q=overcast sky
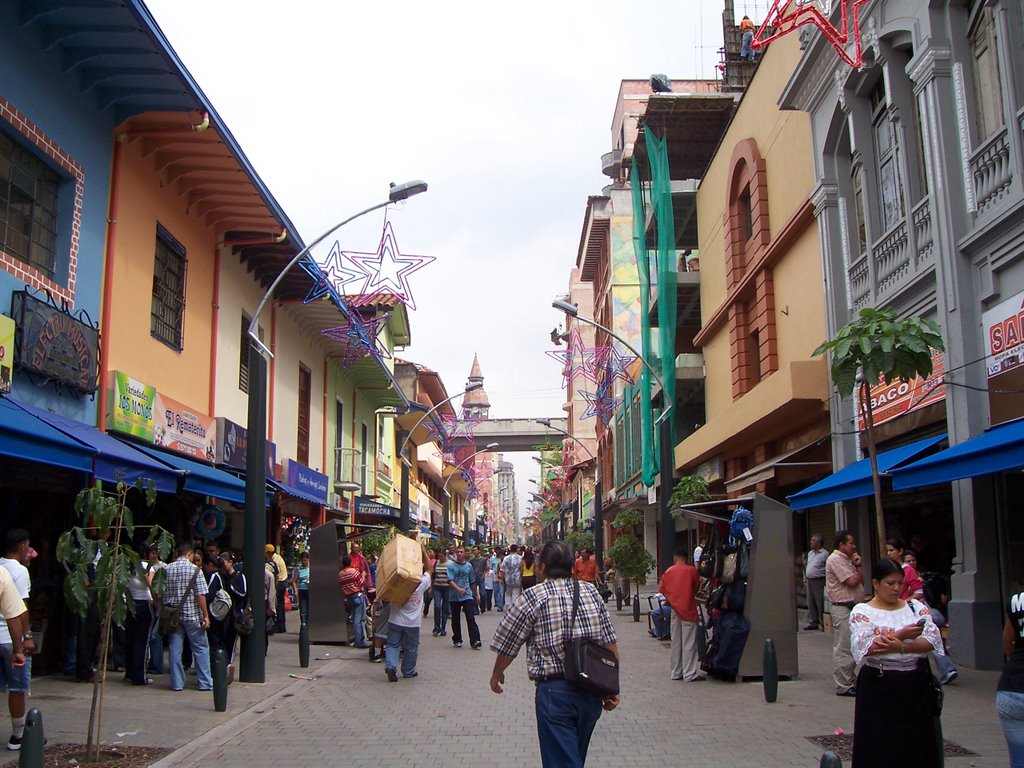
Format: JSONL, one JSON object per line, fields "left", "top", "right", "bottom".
{"left": 145, "top": 0, "right": 767, "bottom": 517}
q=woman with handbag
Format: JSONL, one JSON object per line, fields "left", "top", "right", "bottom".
{"left": 489, "top": 540, "right": 619, "bottom": 768}
{"left": 849, "top": 557, "right": 945, "bottom": 767}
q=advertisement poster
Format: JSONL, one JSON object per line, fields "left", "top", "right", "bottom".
{"left": 215, "top": 417, "right": 277, "bottom": 476}
{"left": 0, "top": 314, "right": 13, "bottom": 394}
{"left": 107, "top": 371, "right": 156, "bottom": 441}
{"left": 857, "top": 349, "right": 946, "bottom": 431}
{"left": 154, "top": 392, "right": 217, "bottom": 461}
{"left": 283, "top": 459, "right": 329, "bottom": 504}
{"left": 984, "top": 290, "right": 1024, "bottom": 378}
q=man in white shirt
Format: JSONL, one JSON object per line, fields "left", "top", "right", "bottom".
{"left": 384, "top": 555, "right": 431, "bottom": 681}
{"left": 499, "top": 545, "right": 523, "bottom": 607}
{"left": 0, "top": 530, "right": 32, "bottom": 751}
{"left": 803, "top": 534, "right": 829, "bottom": 631}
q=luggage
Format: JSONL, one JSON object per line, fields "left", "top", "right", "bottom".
{"left": 707, "top": 611, "right": 751, "bottom": 682}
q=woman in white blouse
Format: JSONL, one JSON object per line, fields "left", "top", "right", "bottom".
{"left": 849, "top": 557, "right": 945, "bottom": 767}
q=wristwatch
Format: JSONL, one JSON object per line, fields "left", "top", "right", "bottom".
{"left": 21, "top": 632, "right": 33, "bottom": 640}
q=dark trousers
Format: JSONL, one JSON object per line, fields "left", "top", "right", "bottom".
{"left": 450, "top": 599, "right": 479, "bottom": 646}
{"left": 483, "top": 588, "right": 493, "bottom": 612}
{"left": 124, "top": 599, "right": 153, "bottom": 684}
{"left": 535, "top": 679, "right": 603, "bottom": 768}
{"left": 75, "top": 599, "right": 100, "bottom": 680}
{"left": 276, "top": 582, "right": 287, "bottom": 632}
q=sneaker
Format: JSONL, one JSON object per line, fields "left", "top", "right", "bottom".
{"left": 471, "top": 642, "right": 482, "bottom": 650}
{"left": 940, "top": 670, "right": 958, "bottom": 685}
{"left": 803, "top": 624, "right": 819, "bottom": 631}
{"left": 386, "top": 667, "right": 398, "bottom": 683}
{"left": 453, "top": 641, "right": 463, "bottom": 648}
{"left": 836, "top": 688, "right": 857, "bottom": 697}
{"left": 402, "top": 672, "right": 418, "bottom": 678}
{"left": 7, "top": 735, "right": 47, "bottom": 751}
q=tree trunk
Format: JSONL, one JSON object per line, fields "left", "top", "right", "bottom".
{"left": 860, "top": 379, "right": 887, "bottom": 558}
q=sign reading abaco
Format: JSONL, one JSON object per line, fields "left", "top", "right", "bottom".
{"left": 282, "top": 459, "right": 329, "bottom": 505}
{"left": 857, "top": 349, "right": 946, "bottom": 431}
{"left": 215, "top": 417, "right": 277, "bottom": 476}
{"left": 11, "top": 291, "right": 99, "bottom": 394}
{"left": 107, "top": 372, "right": 156, "bottom": 442}
{"left": 984, "top": 290, "right": 1024, "bottom": 378}
{"left": 154, "top": 392, "right": 217, "bottom": 461}
{"left": 0, "top": 314, "right": 13, "bottom": 394}
{"left": 354, "top": 496, "right": 401, "bottom": 519}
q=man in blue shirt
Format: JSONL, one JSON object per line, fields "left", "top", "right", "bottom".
{"left": 447, "top": 547, "right": 481, "bottom": 649}
{"left": 489, "top": 549, "right": 504, "bottom": 611}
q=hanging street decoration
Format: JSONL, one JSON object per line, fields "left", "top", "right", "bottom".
{"left": 429, "top": 413, "right": 481, "bottom": 448}
{"left": 546, "top": 327, "right": 608, "bottom": 386}
{"left": 579, "top": 384, "right": 620, "bottom": 427}
{"left": 320, "top": 311, "right": 392, "bottom": 368}
{"left": 594, "top": 345, "right": 638, "bottom": 387}
{"left": 301, "top": 241, "right": 362, "bottom": 304}
{"left": 343, "top": 221, "right": 435, "bottom": 310}
{"left": 753, "top": 0, "right": 871, "bottom": 69}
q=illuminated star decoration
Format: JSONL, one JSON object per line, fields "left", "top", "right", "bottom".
{"left": 343, "top": 221, "right": 435, "bottom": 311}
{"left": 300, "top": 241, "right": 362, "bottom": 304}
{"left": 546, "top": 327, "right": 608, "bottom": 386}
{"left": 428, "top": 414, "right": 481, "bottom": 448}
{"left": 320, "top": 311, "right": 392, "bottom": 368}
{"left": 753, "top": 0, "right": 871, "bottom": 69}
{"left": 594, "top": 345, "right": 638, "bottom": 387}
{"left": 579, "top": 379, "right": 621, "bottom": 428}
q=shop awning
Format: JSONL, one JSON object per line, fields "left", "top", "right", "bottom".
{"left": 16, "top": 402, "right": 180, "bottom": 493}
{"left": 724, "top": 439, "right": 828, "bottom": 493}
{"left": 891, "top": 419, "right": 1024, "bottom": 490}
{"left": 787, "top": 434, "right": 946, "bottom": 511}
{"left": 268, "top": 479, "right": 325, "bottom": 507}
{"left": 132, "top": 444, "right": 247, "bottom": 504}
{"left": 0, "top": 397, "right": 94, "bottom": 473}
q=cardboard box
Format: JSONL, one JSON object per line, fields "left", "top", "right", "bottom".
{"left": 375, "top": 535, "right": 424, "bottom": 605}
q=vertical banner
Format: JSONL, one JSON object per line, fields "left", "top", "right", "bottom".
{"left": 107, "top": 371, "right": 156, "bottom": 441}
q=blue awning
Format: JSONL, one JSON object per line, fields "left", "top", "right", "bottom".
{"left": 788, "top": 434, "right": 947, "bottom": 511}
{"left": 891, "top": 419, "right": 1024, "bottom": 490}
{"left": 132, "top": 444, "right": 247, "bottom": 504}
{"left": 16, "top": 402, "right": 180, "bottom": 494}
{"left": 268, "top": 479, "right": 325, "bottom": 507}
{"left": 0, "top": 397, "right": 94, "bottom": 473}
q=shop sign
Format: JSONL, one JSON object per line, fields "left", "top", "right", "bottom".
{"left": 695, "top": 456, "right": 723, "bottom": 484}
{"left": 215, "top": 417, "right": 277, "bottom": 475}
{"left": 857, "top": 349, "right": 946, "bottom": 431}
{"left": 354, "top": 496, "right": 400, "bottom": 519}
{"left": 283, "top": 459, "right": 329, "bottom": 504}
{"left": 11, "top": 291, "right": 99, "bottom": 393}
{"left": 0, "top": 314, "right": 13, "bottom": 394}
{"left": 984, "top": 291, "right": 1024, "bottom": 378}
{"left": 154, "top": 392, "right": 217, "bottom": 461}
{"left": 107, "top": 371, "right": 156, "bottom": 442}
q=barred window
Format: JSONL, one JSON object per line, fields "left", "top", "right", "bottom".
{"left": 151, "top": 224, "right": 187, "bottom": 350}
{"left": 0, "top": 128, "right": 60, "bottom": 279}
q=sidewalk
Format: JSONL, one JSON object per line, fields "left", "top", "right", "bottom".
{"left": 0, "top": 601, "right": 1009, "bottom": 767}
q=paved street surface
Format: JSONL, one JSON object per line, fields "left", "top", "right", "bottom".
{"left": 5, "top": 600, "right": 1009, "bottom": 767}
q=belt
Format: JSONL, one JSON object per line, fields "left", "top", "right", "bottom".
{"left": 534, "top": 674, "right": 565, "bottom": 685}
{"left": 833, "top": 601, "right": 858, "bottom": 608}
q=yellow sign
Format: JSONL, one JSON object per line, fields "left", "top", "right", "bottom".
{"left": 0, "top": 314, "right": 13, "bottom": 394}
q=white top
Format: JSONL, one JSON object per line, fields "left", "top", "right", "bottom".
{"left": 0, "top": 558, "right": 30, "bottom": 644}
{"left": 484, "top": 570, "right": 495, "bottom": 588}
{"left": 391, "top": 572, "right": 431, "bottom": 628}
{"left": 693, "top": 546, "right": 703, "bottom": 565}
{"left": 850, "top": 599, "right": 944, "bottom": 669}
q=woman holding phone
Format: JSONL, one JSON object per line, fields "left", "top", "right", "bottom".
{"left": 849, "top": 557, "right": 945, "bottom": 767}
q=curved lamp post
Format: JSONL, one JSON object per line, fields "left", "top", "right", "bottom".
{"left": 397, "top": 381, "right": 483, "bottom": 535}
{"left": 241, "top": 180, "right": 427, "bottom": 684}
{"left": 442, "top": 443, "right": 498, "bottom": 543}
{"left": 551, "top": 298, "right": 676, "bottom": 578}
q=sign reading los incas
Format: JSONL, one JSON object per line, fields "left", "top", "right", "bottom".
{"left": 984, "top": 290, "right": 1024, "bottom": 378}
{"left": 107, "top": 371, "right": 157, "bottom": 442}
{"left": 856, "top": 349, "right": 946, "bottom": 431}
{"left": 154, "top": 392, "right": 217, "bottom": 461}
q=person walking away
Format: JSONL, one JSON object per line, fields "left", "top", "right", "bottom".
{"left": 423, "top": 550, "right": 436, "bottom": 617}
{"left": 489, "top": 541, "right": 619, "bottom": 768}
{"left": 0, "top": 530, "right": 34, "bottom": 750}
{"left": 501, "top": 545, "right": 523, "bottom": 604}
{"left": 263, "top": 565, "right": 277, "bottom": 656}
{"left": 998, "top": 587, "right": 1024, "bottom": 767}
{"left": 448, "top": 547, "right": 481, "bottom": 649}
{"left": 483, "top": 564, "right": 495, "bottom": 612}
{"left": 490, "top": 548, "right": 505, "bottom": 610}
{"left": 849, "top": 558, "right": 944, "bottom": 767}
{"left": 145, "top": 544, "right": 166, "bottom": 675}
{"left": 123, "top": 547, "right": 155, "bottom": 685}
{"left": 337, "top": 556, "right": 368, "bottom": 648}
{"left": 432, "top": 549, "right": 451, "bottom": 636}
{"left": 825, "top": 530, "right": 864, "bottom": 697}
{"left": 292, "top": 552, "right": 310, "bottom": 623}
{"left": 804, "top": 534, "right": 828, "bottom": 630}
{"left": 163, "top": 542, "right": 213, "bottom": 692}
{"left": 471, "top": 549, "right": 488, "bottom": 613}
{"left": 202, "top": 554, "right": 227, "bottom": 663}
{"left": 219, "top": 551, "right": 246, "bottom": 677}
{"left": 739, "top": 15, "right": 756, "bottom": 61}
{"left": 350, "top": 542, "right": 374, "bottom": 606}
{"left": 659, "top": 549, "right": 704, "bottom": 681}
{"left": 370, "top": 598, "right": 391, "bottom": 663}
{"left": 264, "top": 545, "right": 288, "bottom": 633}
{"left": 385, "top": 548, "right": 431, "bottom": 681}
{"left": 521, "top": 548, "right": 537, "bottom": 590}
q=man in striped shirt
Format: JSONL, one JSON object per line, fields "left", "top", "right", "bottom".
{"left": 337, "top": 556, "right": 368, "bottom": 648}
{"left": 431, "top": 550, "right": 450, "bottom": 637}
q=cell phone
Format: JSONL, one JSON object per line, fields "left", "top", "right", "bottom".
{"left": 916, "top": 618, "right": 927, "bottom": 627}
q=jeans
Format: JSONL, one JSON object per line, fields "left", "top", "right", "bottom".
{"left": 168, "top": 619, "right": 212, "bottom": 691}
{"left": 535, "top": 679, "right": 603, "bottom": 768}
{"left": 483, "top": 588, "right": 493, "bottom": 612}
{"left": 494, "top": 581, "right": 505, "bottom": 609}
{"left": 740, "top": 29, "right": 754, "bottom": 61}
{"left": 148, "top": 620, "right": 164, "bottom": 673}
{"left": 385, "top": 624, "right": 420, "bottom": 677}
{"left": 124, "top": 599, "right": 153, "bottom": 684}
{"left": 432, "top": 586, "right": 450, "bottom": 634}
{"left": 346, "top": 593, "right": 368, "bottom": 647}
{"left": 999, "top": 691, "right": 1024, "bottom": 768}
{"left": 650, "top": 605, "right": 671, "bottom": 639}
{"left": 450, "top": 599, "right": 480, "bottom": 646}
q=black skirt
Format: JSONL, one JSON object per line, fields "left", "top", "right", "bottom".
{"left": 852, "top": 662, "right": 942, "bottom": 768}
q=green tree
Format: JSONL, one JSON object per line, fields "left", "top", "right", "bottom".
{"left": 360, "top": 525, "right": 398, "bottom": 560}
{"left": 606, "top": 509, "right": 656, "bottom": 621}
{"left": 57, "top": 479, "right": 172, "bottom": 763}
{"left": 670, "top": 474, "right": 710, "bottom": 507}
{"left": 813, "top": 307, "right": 944, "bottom": 556}
{"left": 565, "top": 529, "right": 595, "bottom": 554}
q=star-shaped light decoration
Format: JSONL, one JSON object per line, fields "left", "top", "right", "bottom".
{"left": 321, "top": 311, "right": 392, "bottom": 368}
{"left": 428, "top": 413, "right": 481, "bottom": 448}
{"left": 343, "top": 221, "right": 435, "bottom": 311}
{"left": 579, "top": 387, "right": 621, "bottom": 427}
{"left": 753, "top": 0, "right": 871, "bottom": 69}
{"left": 594, "top": 345, "right": 638, "bottom": 387}
{"left": 300, "top": 241, "right": 362, "bottom": 304}
{"left": 546, "top": 327, "right": 608, "bottom": 386}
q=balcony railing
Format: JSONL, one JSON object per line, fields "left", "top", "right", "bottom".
{"left": 872, "top": 219, "right": 910, "bottom": 297}
{"left": 333, "top": 448, "right": 363, "bottom": 493}
{"left": 376, "top": 452, "right": 391, "bottom": 481}
{"left": 971, "top": 126, "right": 1012, "bottom": 215}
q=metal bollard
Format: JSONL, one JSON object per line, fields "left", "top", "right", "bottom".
{"left": 820, "top": 750, "right": 842, "bottom": 767}
{"left": 299, "top": 621, "right": 310, "bottom": 668}
{"left": 632, "top": 597, "right": 641, "bottom": 623}
{"left": 19, "top": 708, "right": 44, "bottom": 768}
{"left": 615, "top": 589, "right": 623, "bottom": 612}
{"left": 763, "top": 637, "right": 778, "bottom": 703}
{"left": 212, "top": 648, "right": 228, "bottom": 712}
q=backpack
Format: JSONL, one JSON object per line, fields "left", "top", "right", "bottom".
{"left": 233, "top": 604, "right": 255, "bottom": 636}
{"left": 209, "top": 588, "right": 232, "bottom": 621}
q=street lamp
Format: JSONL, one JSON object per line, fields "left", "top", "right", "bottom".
{"left": 397, "top": 381, "right": 483, "bottom": 535}
{"left": 552, "top": 298, "right": 676, "bottom": 578}
{"left": 241, "top": 180, "right": 427, "bottom": 683}
{"left": 442, "top": 442, "right": 499, "bottom": 541}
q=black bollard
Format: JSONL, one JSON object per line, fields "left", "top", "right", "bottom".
{"left": 763, "top": 637, "right": 778, "bottom": 702}
{"left": 615, "top": 588, "right": 623, "bottom": 612}
{"left": 212, "top": 648, "right": 228, "bottom": 712}
{"left": 633, "top": 596, "right": 641, "bottom": 623}
{"left": 299, "top": 621, "right": 310, "bottom": 668}
{"left": 19, "top": 708, "right": 44, "bottom": 768}
{"left": 820, "top": 751, "right": 842, "bottom": 768}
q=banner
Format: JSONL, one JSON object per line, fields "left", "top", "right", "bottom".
{"left": 984, "top": 290, "right": 1024, "bottom": 378}
{"left": 154, "top": 392, "right": 217, "bottom": 461}
{"left": 354, "top": 496, "right": 400, "bottom": 519}
{"left": 215, "top": 417, "right": 277, "bottom": 476}
{"left": 0, "top": 314, "right": 13, "bottom": 394}
{"left": 283, "top": 459, "right": 329, "bottom": 504}
{"left": 107, "top": 372, "right": 156, "bottom": 442}
{"left": 857, "top": 349, "right": 946, "bottom": 431}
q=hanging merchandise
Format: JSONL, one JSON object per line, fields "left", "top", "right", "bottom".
{"left": 194, "top": 504, "right": 226, "bottom": 540}
{"left": 729, "top": 506, "right": 755, "bottom": 545}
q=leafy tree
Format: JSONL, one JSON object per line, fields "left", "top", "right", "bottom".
{"left": 565, "top": 529, "right": 595, "bottom": 554}
{"left": 813, "top": 307, "right": 944, "bottom": 556}
{"left": 606, "top": 509, "right": 656, "bottom": 620}
{"left": 359, "top": 525, "right": 398, "bottom": 560}
{"left": 57, "top": 479, "right": 172, "bottom": 763}
{"left": 670, "top": 474, "right": 710, "bottom": 507}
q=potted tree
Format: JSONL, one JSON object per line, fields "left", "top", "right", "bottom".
{"left": 606, "top": 508, "right": 657, "bottom": 622}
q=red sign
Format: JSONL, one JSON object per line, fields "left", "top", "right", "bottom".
{"left": 984, "top": 292, "right": 1024, "bottom": 378}
{"left": 857, "top": 349, "right": 946, "bottom": 431}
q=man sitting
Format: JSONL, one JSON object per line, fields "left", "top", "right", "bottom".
{"left": 649, "top": 592, "right": 671, "bottom": 640}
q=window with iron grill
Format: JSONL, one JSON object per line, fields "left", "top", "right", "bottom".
{"left": 151, "top": 224, "right": 187, "bottom": 350}
{"left": 0, "top": 128, "right": 60, "bottom": 279}
{"left": 297, "top": 364, "right": 311, "bottom": 466}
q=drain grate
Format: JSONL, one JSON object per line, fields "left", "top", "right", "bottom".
{"left": 808, "top": 734, "right": 977, "bottom": 759}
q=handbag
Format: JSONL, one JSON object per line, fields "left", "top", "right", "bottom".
{"left": 698, "top": 528, "right": 719, "bottom": 580}
{"left": 563, "top": 580, "right": 619, "bottom": 698}
{"left": 720, "top": 546, "right": 738, "bottom": 584}
{"left": 157, "top": 565, "right": 201, "bottom": 636}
